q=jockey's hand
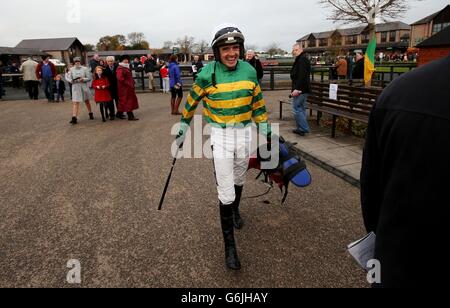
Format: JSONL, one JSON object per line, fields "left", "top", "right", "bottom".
{"left": 175, "top": 132, "right": 185, "bottom": 149}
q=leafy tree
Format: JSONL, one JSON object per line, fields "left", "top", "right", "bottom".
{"left": 96, "top": 35, "right": 127, "bottom": 51}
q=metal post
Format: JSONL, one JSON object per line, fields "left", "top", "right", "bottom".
{"left": 332, "top": 115, "right": 337, "bottom": 138}
{"left": 270, "top": 69, "right": 275, "bottom": 91}
{"left": 279, "top": 101, "right": 283, "bottom": 120}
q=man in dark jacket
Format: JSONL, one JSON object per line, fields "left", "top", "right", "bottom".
{"left": 9, "top": 62, "right": 21, "bottom": 88}
{"left": 144, "top": 55, "right": 157, "bottom": 92}
{"left": 246, "top": 50, "right": 264, "bottom": 84}
{"left": 191, "top": 55, "right": 204, "bottom": 82}
{"left": 104, "top": 56, "right": 119, "bottom": 120}
{"left": 360, "top": 53, "right": 450, "bottom": 288}
{"left": 352, "top": 50, "right": 365, "bottom": 79}
{"left": 89, "top": 54, "right": 100, "bottom": 73}
{"left": 290, "top": 43, "right": 311, "bottom": 136}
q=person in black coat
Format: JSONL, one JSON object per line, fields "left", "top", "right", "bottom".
{"left": 10, "top": 62, "right": 21, "bottom": 88}
{"left": 104, "top": 56, "right": 119, "bottom": 120}
{"left": 191, "top": 55, "right": 204, "bottom": 82}
{"left": 89, "top": 54, "right": 100, "bottom": 73}
{"left": 245, "top": 50, "right": 264, "bottom": 84}
{"left": 144, "top": 55, "right": 157, "bottom": 92}
{"left": 290, "top": 43, "right": 311, "bottom": 136}
{"left": 352, "top": 50, "right": 365, "bottom": 79}
{"left": 361, "top": 53, "right": 450, "bottom": 288}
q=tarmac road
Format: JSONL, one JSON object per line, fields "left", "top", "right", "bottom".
{"left": 0, "top": 91, "right": 367, "bottom": 288}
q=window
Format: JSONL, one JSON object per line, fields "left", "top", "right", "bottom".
{"left": 333, "top": 37, "right": 342, "bottom": 46}
{"left": 433, "top": 23, "right": 450, "bottom": 35}
{"left": 309, "top": 39, "right": 317, "bottom": 47}
{"left": 389, "top": 31, "right": 397, "bottom": 42}
{"left": 346, "top": 35, "right": 358, "bottom": 45}
{"left": 361, "top": 34, "right": 370, "bottom": 44}
{"left": 381, "top": 32, "right": 388, "bottom": 43}
{"left": 319, "top": 38, "right": 328, "bottom": 47}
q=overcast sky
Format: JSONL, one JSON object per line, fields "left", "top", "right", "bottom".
{"left": 0, "top": 0, "right": 448, "bottom": 51}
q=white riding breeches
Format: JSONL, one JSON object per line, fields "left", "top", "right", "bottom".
{"left": 211, "top": 126, "right": 252, "bottom": 205}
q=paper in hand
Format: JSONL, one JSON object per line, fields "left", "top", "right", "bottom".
{"left": 347, "top": 232, "right": 376, "bottom": 271}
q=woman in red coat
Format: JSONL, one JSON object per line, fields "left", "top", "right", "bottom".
{"left": 116, "top": 55, "right": 139, "bottom": 121}
{"left": 92, "top": 66, "right": 115, "bottom": 122}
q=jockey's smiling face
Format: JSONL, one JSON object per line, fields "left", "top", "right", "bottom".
{"left": 219, "top": 44, "right": 240, "bottom": 69}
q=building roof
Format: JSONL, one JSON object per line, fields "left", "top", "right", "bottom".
{"left": 417, "top": 25, "right": 450, "bottom": 47}
{"left": 297, "top": 21, "right": 410, "bottom": 43}
{"left": 411, "top": 5, "right": 450, "bottom": 25}
{"left": 86, "top": 48, "right": 179, "bottom": 58}
{"left": 375, "top": 21, "right": 410, "bottom": 32}
{"left": 0, "top": 47, "right": 49, "bottom": 56}
{"left": 298, "top": 33, "right": 312, "bottom": 41}
{"left": 337, "top": 26, "right": 367, "bottom": 36}
{"left": 15, "top": 37, "right": 83, "bottom": 51}
{"left": 313, "top": 30, "right": 336, "bottom": 39}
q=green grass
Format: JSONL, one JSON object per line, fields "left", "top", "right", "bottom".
{"left": 375, "top": 66, "right": 412, "bottom": 73}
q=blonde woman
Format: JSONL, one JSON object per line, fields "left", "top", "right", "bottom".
{"left": 67, "top": 57, "right": 94, "bottom": 125}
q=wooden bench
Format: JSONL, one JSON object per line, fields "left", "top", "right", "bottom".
{"left": 280, "top": 81, "right": 382, "bottom": 138}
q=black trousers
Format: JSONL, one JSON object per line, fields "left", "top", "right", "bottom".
{"left": 99, "top": 101, "right": 116, "bottom": 119}
{"left": 25, "top": 80, "right": 39, "bottom": 99}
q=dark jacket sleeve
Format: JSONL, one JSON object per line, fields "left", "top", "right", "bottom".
{"left": 256, "top": 59, "right": 264, "bottom": 81}
{"left": 360, "top": 107, "right": 383, "bottom": 233}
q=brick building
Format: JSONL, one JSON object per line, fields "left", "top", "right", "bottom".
{"left": 410, "top": 5, "right": 450, "bottom": 47}
{"left": 416, "top": 26, "right": 450, "bottom": 66}
{"left": 297, "top": 22, "right": 411, "bottom": 57}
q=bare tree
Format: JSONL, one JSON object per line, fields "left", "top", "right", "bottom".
{"left": 193, "top": 39, "right": 209, "bottom": 54}
{"left": 176, "top": 36, "right": 195, "bottom": 62}
{"left": 265, "top": 43, "right": 287, "bottom": 58}
{"left": 319, "top": 0, "right": 415, "bottom": 25}
{"left": 163, "top": 41, "right": 173, "bottom": 49}
{"left": 319, "top": 0, "right": 419, "bottom": 84}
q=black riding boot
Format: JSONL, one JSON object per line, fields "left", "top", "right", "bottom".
{"left": 89, "top": 112, "right": 94, "bottom": 120}
{"left": 127, "top": 112, "right": 139, "bottom": 121}
{"left": 220, "top": 202, "right": 241, "bottom": 270}
{"left": 232, "top": 185, "right": 244, "bottom": 229}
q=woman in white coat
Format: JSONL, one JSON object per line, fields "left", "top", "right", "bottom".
{"left": 67, "top": 57, "right": 94, "bottom": 125}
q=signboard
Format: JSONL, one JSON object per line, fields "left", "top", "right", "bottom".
{"left": 329, "top": 84, "right": 338, "bottom": 100}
